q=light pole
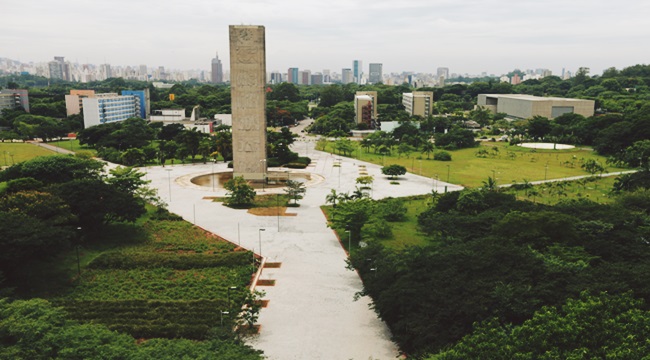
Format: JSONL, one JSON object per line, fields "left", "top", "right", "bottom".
{"left": 258, "top": 228, "right": 266, "bottom": 258}
{"left": 211, "top": 158, "right": 215, "bottom": 191}
{"left": 491, "top": 169, "right": 496, "bottom": 179}
{"left": 227, "top": 286, "right": 237, "bottom": 309}
{"left": 76, "top": 227, "right": 82, "bottom": 278}
{"left": 260, "top": 159, "right": 267, "bottom": 192}
{"left": 220, "top": 310, "right": 229, "bottom": 327}
{"left": 544, "top": 163, "right": 548, "bottom": 181}
{"left": 165, "top": 168, "right": 173, "bottom": 202}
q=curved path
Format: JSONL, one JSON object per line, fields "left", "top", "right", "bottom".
{"left": 143, "top": 139, "right": 462, "bottom": 360}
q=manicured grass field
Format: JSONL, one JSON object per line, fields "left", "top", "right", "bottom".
{"left": 0, "top": 142, "right": 58, "bottom": 166}
{"left": 49, "top": 139, "right": 97, "bottom": 155}
{"left": 322, "top": 141, "right": 625, "bottom": 188}
{"left": 503, "top": 175, "right": 619, "bottom": 205}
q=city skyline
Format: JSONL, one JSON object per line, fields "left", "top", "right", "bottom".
{"left": 3, "top": 0, "right": 649, "bottom": 76}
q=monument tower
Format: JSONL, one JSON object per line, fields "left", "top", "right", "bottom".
{"left": 229, "top": 25, "right": 267, "bottom": 181}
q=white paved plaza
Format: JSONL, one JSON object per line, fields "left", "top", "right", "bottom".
{"left": 144, "top": 138, "right": 462, "bottom": 360}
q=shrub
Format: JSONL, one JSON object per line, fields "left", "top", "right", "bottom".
{"left": 433, "top": 151, "right": 452, "bottom": 161}
{"left": 87, "top": 251, "right": 251, "bottom": 270}
{"left": 285, "top": 162, "right": 308, "bottom": 169}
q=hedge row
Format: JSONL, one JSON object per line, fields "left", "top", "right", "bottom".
{"left": 87, "top": 251, "right": 251, "bottom": 270}
{"left": 56, "top": 299, "right": 234, "bottom": 340}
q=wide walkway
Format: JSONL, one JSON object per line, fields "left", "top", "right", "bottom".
{"left": 144, "top": 140, "right": 462, "bottom": 360}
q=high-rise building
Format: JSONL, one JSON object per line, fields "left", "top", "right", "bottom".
{"left": 342, "top": 68, "right": 353, "bottom": 84}
{"left": 288, "top": 67, "right": 299, "bottom": 84}
{"left": 437, "top": 67, "right": 449, "bottom": 81}
{"left": 299, "top": 70, "right": 311, "bottom": 85}
{"left": 369, "top": 63, "right": 383, "bottom": 84}
{"left": 353, "top": 60, "right": 363, "bottom": 84}
{"left": 322, "top": 69, "right": 331, "bottom": 83}
{"left": 100, "top": 64, "right": 112, "bottom": 80}
{"left": 270, "top": 71, "right": 282, "bottom": 84}
{"left": 0, "top": 89, "right": 30, "bottom": 113}
{"left": 402, "top": 91, "right": 433, "bottom": 117}
{"left": 311, "top": 73, "right": 323, "bottom": 85}
{"left": 48, "top": 56, "right": 70, "bottom": 81}
{"left": 211, "top": 53, "right": 223, "bottom": 83}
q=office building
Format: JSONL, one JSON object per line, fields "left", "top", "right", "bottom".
{"left": 368, "top": 63, "right": 383, "bottom": 84}
{"left": 82, "top": 93, "right": 140, "bottom": 128}
{"left": 100, "top": 64, "right": 112, "bottom": 80}
{"left": 65, "top": 89, "right": 96, "bottom": 116}
{"left": 353, "top": 60, "right": 363, "bottom": 84}
{"left": 288, "top": 67, "right": 299, "bottom": 84}
{"left": 342, "top": 68, "right": 353, "bottom": 84}
{"left": 477, "top": 94, "right": 595, "bottom": 119}
{"left": 211, "top": 53, "right": 223, "bottom": 83}
{"left": 402, "top": 91, "right": 433, "bottom": 117}
{"left": 0, "top": 89, "right": 29, "bottom": 113}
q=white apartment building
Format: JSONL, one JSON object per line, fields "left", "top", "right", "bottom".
{"left": 402, "top": 91, "right": 434, "bottom": 117}
{"left": 82, "top": 94, "right": 139, "bottom": 128}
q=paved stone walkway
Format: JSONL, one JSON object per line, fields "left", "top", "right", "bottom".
{"left": 143, "top": 139, "right": 462, "bottom": 360}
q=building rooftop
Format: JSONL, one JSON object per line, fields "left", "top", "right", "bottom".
{"left": 481, "top": 94, "right": 589, "bottom": 102}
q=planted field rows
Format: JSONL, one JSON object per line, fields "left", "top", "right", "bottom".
{"left": 57, "top": 299, "right": 231, "bottom": 340}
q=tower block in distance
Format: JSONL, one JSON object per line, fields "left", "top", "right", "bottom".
{"left": 229, "top": 25, "right": 267, "bottom": 181}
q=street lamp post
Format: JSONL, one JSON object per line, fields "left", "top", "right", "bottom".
{"left": 76, "top": 227, "right": 82, "bottom": 278}
{"left": 165, "top": 168, "right": 173, "bottom": 202}
{"left": 545, "top": 163, "right": 549, "bottom": 181}
{"left": 211, "top": 159, "right": 215, "bottom": 191}
{"left": 258, "top": 228, "right": 266, "bottom": 258}
{"left": 220, "top": 311, "right": 229, "bottom": 327}
{"left": 227, "top": 286, "right": 237, "bottom": 309}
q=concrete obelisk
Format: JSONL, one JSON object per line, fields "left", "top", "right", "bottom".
{"left": 229, "top": 25, "right": 267, "bottom": 181}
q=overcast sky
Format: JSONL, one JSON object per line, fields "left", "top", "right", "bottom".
{"left": 3, "top": 0, "right": 649, "bottom": 76}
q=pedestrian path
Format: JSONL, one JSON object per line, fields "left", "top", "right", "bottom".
{"left": 135, "top": 140, "right": 462, "bottom": 359}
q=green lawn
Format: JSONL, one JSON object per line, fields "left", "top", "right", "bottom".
{"left": 504, "top": 175, "right": 619, "bottom": 205}
{"left": 322, "top": 141, "right": 626, "bottom": 188}
{"left": 0, "top": 142, "right": 58, "bottom": 166}
{"left": 49, "top": 139, "right": 97, "bottom": 155}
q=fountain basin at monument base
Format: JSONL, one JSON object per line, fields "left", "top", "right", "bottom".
{"left": 190, "top": 170, "right": 311, "bottom": 190}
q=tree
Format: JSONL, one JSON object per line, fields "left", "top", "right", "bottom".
{"left": 49, "top": 179, "right": 146, "bottom": 229}
{"left": 284, "top": 180, "right": 306, "bottom": 205}
{"left": 381, "top": 164, "right": 407, "bottom": 179}
{"left": 527, "top": 116, "right": 552, "bottom": 141}
{"left": 330, "top": 198, "right": 374, "bottom": 240}
{"left": 0, "top": 155, "right": 104, "bottom": 184}
{"left": 325, "top": 189, "right": 340, "bottom": 207}
{"left": 223, "top": 176, "right": 256, "bottom": 207}
{"left": 267, "top": 82, "right": 300, "bottom": 102}
{"left": 429, "top": 292, "right": 650, "bottom": 360}
{"left": 356, "top": 175, "right": 374, "bottom": 190}
{"left": 421, "top": 142, "right": 436, "bottom": 159}
{"left": 581, "top": 159, "right": 606, "bottom": 175}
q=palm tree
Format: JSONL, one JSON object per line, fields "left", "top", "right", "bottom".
{"left": 481, "top": 176, "right": 498, "bottom": 191}
{"left": 325, "top": 189, "right": 339, "bottom": 208}
{"left": 421, "top": 142, "right": 435, "bottom": 159}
